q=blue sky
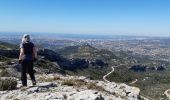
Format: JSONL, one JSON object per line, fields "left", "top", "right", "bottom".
{"left": 0, "top": 0, "right": 170, "bottom": 36}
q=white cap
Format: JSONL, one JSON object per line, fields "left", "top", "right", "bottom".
{"left": 23, "top": 34, "right": 30, "bottom": 38}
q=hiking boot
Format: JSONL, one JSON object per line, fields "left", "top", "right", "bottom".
{"left": 32, "top": 80, "right": 36, "bottom": 86}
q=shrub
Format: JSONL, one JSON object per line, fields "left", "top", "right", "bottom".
{"left": 61, "top": 79, "right": 87, "bottom": 87}
{"left": 87, "top": 82, "right": 104, "bottom": 91}
{"left": 0, "top": 78, "right": 17, "bottom": 91}
{"left": 61, "top": 79, "right": 105, "bottom": 92}
{"left": 0, "top": 69, "right": 9, "bottom": 77}
{"left": 61, "top": 79, "right": 75, "bottom": 86}
{"left": 0, "top": 56, "right": 9, "bottom": 61}
{"left": 53, "top": 76, "right": 61, "bottom": 80}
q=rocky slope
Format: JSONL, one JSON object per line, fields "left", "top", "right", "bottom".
{"left": 0, "top": 74, "right": 140, "bottom": 100}
{"left": 0, "top": 41, "right": 140, "bottom": 100}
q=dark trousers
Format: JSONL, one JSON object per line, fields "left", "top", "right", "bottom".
{"left": 21, "top": 60, "right": 35, "bottom": 86}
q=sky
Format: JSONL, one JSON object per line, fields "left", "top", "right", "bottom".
{"left": 0, "top": 0, "right": 170, "bottom": 37}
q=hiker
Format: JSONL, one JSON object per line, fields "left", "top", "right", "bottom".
{"left": 19, "top": 34, "right": 37, "bottom": 86}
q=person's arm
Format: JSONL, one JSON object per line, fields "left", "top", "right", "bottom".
{"left": 33, "top": 47, "right": 37, "bottom": 59}
{"left": 19, "top": 48, "right": 24, "bottom": 60}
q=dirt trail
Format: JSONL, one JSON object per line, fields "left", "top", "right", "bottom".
{"left": 103, "top": 64, "right": 152, "bottom": 100}
{"left": 130, "top": 79, "right": 138, "bottom": 84}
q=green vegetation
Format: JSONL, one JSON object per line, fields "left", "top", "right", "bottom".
{"left": 107, "top": 65, "right": 145, "bottom": 83}
{"left": 0, "top": 78, "right": 17, "bottom": 91}
{"left": 0, "top": 68, "right": 9, "bottom": 77}
{"left": 56, "top": 45, "right": 116, "bottom": 80}
{"left": 61, "top": 79, "right": 104, "bottom": 92}
{"left": 65, "top": 67, "right": 110, "bottom": 80}
{"left": 57, "top": 44, "right": 117, "bottom": 62}
{"left": 34, "top": 59, "right": 62, "bottom": 73}
{"left": 0, "top": 55, "right": 10, "bottom": 61}
{"left": 61, "top": 79, "right": 76, "bottom": 86}
{"left": 106, "top": 64, "right": 170, "bottom": 100}
{"left": 0, "top": 40, "right": 170, "bottom": 99}
{"left": 61, "top": 79, "right": 90, "bottom": 87}
{"left": 134, "top": 81, "right": 170, "bottom": 99}
{"left": 86, "top": 82, "right": 104, "bottom": 91}
{"left": 0, "top": 41, "right": 17, "bottom": 50}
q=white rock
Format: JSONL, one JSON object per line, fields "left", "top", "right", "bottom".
{"left": 67, "top": 90, "right": 104, "bottom": 100}
{"left": 0, "top": 74, "right": 140, "bottom": 100}
{"left": 27, "top": 87, "right": 39, "bottom": 93}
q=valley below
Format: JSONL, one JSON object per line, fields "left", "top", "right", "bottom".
{"left": 0, "top": 34, "right": 170, "bottom": 100}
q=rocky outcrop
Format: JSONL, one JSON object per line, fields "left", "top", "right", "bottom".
{"left": 38, "top": 49, "right": 88, "bottom": 70}
{"left": 0, "top": 74, "right": 140, "bottom": 100}
{"left": 90, "top": 59, "right": 107, "bottom": 68}
{"left": 130, "top": 64, "right": 166, "bottom": 72}
{"left": 67, "top": 90, "right": 105, "bottom": 100}
{"left": 157, "top": 65, "right": 166, "bottom": 71}
{"left": 71, "top": 58, "right": 88, "bottom": 69}
{"left": 0, "top": 48, "right": 107, "bottom": 71}
{"left": 129, "top": 65, "right": 146, "bottom": 72}
{"left": 96, "top": 81, "right": 140, "bottom": 99}
{"left": 0, "top": 49, "right": 19, "bottom": 58}
{"left": 38, "top": 49, "right": 64, "bottom": 62}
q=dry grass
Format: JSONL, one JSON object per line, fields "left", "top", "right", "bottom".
{"left": 38, "top": 75, "right": 61, "bottom": 82}
{"left": 86, "top": 82, "right": 105, "bottom": 91}
{"left": 61, "top": 79, "right": 105, "bottom": 92}
{"left": 61, "top": 79, "right": 80, "bottom": 86}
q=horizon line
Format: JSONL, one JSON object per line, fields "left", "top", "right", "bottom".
{"left": 0, "top": 31, "right": 170, "bottom": 38}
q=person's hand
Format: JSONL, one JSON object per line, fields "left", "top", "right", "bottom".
{"left": 33, "top": 58, "right": 37, "bottom": 62}
{"left": 19, "top": 60, "right": 22, "bottom": 64}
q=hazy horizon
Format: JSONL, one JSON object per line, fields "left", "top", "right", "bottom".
{"left": 0, "top": 0, "right": 170, "bottom": 37}
{"left": 1, "top": 31, "right": 170, "bottom": 39}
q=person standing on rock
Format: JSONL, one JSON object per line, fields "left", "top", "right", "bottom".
{"left": 19, "top": 34, "right": 37, "bottom": 86}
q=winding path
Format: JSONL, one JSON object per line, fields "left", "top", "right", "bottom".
{"left": 103, "top": 66, "right": 115, "bottom": 83}
{"left": 130, "top": 79, "right": 138, "bottom": 84}
{"left": 164, "top": 89, "right": 170, "bottom": 99}
{"left": 103, "top": 64, "right": 152, "bottom": 100}
{"left": 140, "top": 95, "right": 153, "bottom": 100}
{"left": 103, "top": 64, "right": 123, "bottom": 83}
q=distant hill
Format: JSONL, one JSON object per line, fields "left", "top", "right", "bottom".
{"left": 56, "top": 44, "right": 117, "bottom": 62}
{"left": 0, "top": 41, "right": 18, "bottom": 50}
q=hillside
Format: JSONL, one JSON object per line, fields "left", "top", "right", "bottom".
{"left": 0, "top": 41, "right": 18, "bottom": 50}
{"left": 56, "top": 44, "right": 117, "bottom": 61}
{"left": 0, "top": 41, "right": 142, "bottom": 100}
{"left": 55, "top": 44, "right": 120, "bottom": 79}
{"left": 0, "top": 41, "right": 118, "bottom": 79}
{"left": 1, "top": 41, "right": 170, "bottom": 99}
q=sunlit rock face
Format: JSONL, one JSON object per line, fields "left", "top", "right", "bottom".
{"left": 0, "top": 74, "right": 140, "bottom": 100}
